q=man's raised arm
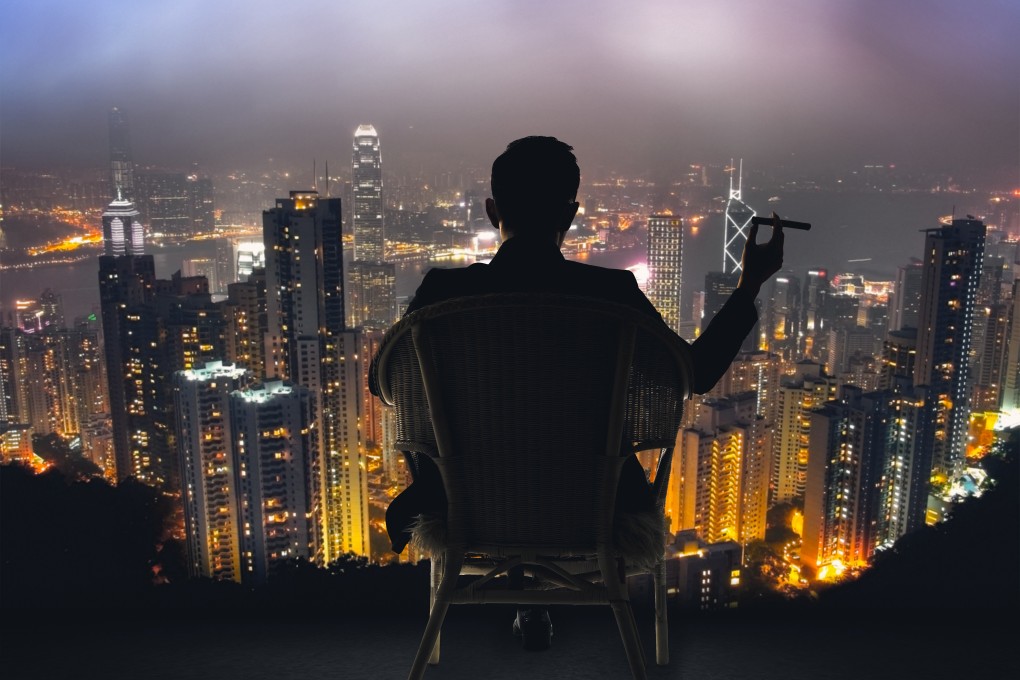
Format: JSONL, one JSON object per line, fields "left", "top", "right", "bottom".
{"left": 689, "top": 213, "right": 785, "bottom": 393}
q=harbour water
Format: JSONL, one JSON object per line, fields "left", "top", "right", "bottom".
{"left": 0, "top": 189, "right": 974, "bottom": 321}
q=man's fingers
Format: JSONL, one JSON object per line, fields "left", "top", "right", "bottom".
{"left": 748, "top": 220, "right": 759, "bottom": 244}
{"left": 770, "top": 211, "right": 784, "bottom": 245}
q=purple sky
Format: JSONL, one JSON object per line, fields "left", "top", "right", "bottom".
{"left": 2, "top": 0, "right": 1018, "bottom": 178}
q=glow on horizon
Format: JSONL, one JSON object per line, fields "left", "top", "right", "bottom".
{"left": 627, "top": 262, "right": 649, "bottom": 290}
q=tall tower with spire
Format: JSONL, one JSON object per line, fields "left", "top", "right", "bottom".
{"left": 352, "top": 124, "right": 384, "bottom": 263}
{"left": 108, "top": 107, "right": 135, "bottom": 201}
{"left": 101, "top": 189, "right": 145, "bottom": 256}
{"left": 723, "top": 160, "right": 756, "bottom": 274}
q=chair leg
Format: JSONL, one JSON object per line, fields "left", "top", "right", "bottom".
{"left": 654, "top": 559, "right": 669, "bottom": 665}
{"left": 409, "top": 553, "right": 462, "bottom": 680}
{"left": 600, "top": 555, "right": 647, "bottom": 680}
{"left": 610, "top": 600, "right": 648, "bottom": 680}
{"left": 429, "top": 556, "right": 441, "bottom": 665}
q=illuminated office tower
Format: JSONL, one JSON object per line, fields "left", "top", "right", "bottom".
{"left": 0, "top": 327, "right": 27, "bottom": 425}
{"left": 722, "top": 160, "right": 755, "bottom": 275}
{"left": 139, "top": 172, "right": 191, "bottom": 237}
{"left": 880, "top": 329, "right": 917, "bottom": 391}
{"left": 826, "top": 325, "right": 877, "bottom": 378}
{"left": 1001, "top": 279, "right": 1020, "bottom": 414}
{"left": 224, "top": 269, "right": 268, "bottom": 380}
{"left": 771, "top": 361, "right": 838, "bottom": 505}
{"left": 98, "top": 254, "right": 156, "bottom": 482}
{"left": 18, "top": 326, "right": 103, "bottom": 439}
{"left": 14, "top": 289, "right": 64, "bottom": 333}
{"left": 764, "top": 272, "right": 800, "bottom": 359}
{"left": 187, "top": 173, "right": 215, "bottom": 235}
{"left": 670, "top": 393, "right": 768, "bottom": 543}
{"left": 108, "top": 106, "right": 135, "bottom": 200}
{"left": 100, "top": 258, "right": 226, "bottom": 489}
{"left": 381, "top": 406, "right": 409, "bottom": 487}
{"left": 233, "top": 240, "right": 266, "bottom": 282}
{"left": 347, "top": 261, "right": 397, "bottom": 331}
{"left": 706, "top": 349, "right": 782, "bottom": 424}
{"left": 20, "top": 333, "right": 59, "bottom": 435}
{"left": 182, "top": 258, "right": 220, "bottom": 296}
{"left": 971, "top": 302, "right": 1010, "bottom": 412}
{"left": 173, "top": 361, "right": 250, "bottom": 582}
{"left": 0, "top": 425, "right": 34, "bottom": 466}
{"left": 231, "top": 380, "right": 314, "bottom": 584}
{"left": 876, "top": 384, "right": 934, "bottom": 544}
{"left": 102, "top": 193, "right": 145, "bottom": 256}
{"left": 264, "top": 190, "right": 368, "bottom": 561}
{"left": 647, "top": 214, "right": 684, "bottom": 333}
{"left": 352, "top": 124, "right": 384, "bottom": 262}
{"left": 358, "top": 329, "right": 386, "bottom": 450}
{"left": 802, "top": 386, "right": 890, "bottom": 574}
{"left": 801, "top": 269, "right": 829, "bottom": 359}
{"left": 332, "top": 330, "right": 370, "bottom": 558}
{"left": 914, "top": 218, "right": 985, "bottom": 482}
{"left": 890, "top": 259, "right": 924, "bottom": 331}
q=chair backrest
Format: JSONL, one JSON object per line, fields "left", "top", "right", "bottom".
{"left": 375, "top": 293, "right": 693, "bottom": 554}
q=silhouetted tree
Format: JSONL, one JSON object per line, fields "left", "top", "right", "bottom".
{"left": 817, "top": 428, "right": 1019, "bottom": 610}
{"left": 1, "top": 463, "right": 174, "bottom": 609}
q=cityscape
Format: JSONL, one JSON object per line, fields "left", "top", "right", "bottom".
{"left": 1, "top": 1, "right": 1018, "bottom": 677}
{"left": 2, "top": 109, "right": 1017, "bottom": 603}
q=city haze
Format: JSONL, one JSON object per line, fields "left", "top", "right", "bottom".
{"left": 2, "top": 0, "right": 1018, "bottom": 180}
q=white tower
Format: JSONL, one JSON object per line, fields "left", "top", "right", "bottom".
{"left": 723, "top": 160, "right": 755, "bottom": 274}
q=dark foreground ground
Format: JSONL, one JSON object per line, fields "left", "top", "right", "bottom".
{"left": 4, "top": 602, "right": 1015, "bottom": 680}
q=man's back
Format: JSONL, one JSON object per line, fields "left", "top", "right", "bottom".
{"left": 404, "top": 236, "right": 660, "bottom": 319}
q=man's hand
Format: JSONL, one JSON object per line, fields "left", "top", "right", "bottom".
{"left": 737, "top": 211, "right": 785, "bottom": 298}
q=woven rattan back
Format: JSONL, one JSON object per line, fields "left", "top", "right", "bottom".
{"left": 375, "top": 293, "right": 692, "bottom": 554}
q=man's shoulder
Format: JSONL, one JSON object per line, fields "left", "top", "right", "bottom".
{"left": 560, "top": 259, "right": 640, "bottom": 285}
{"left": 418, "top": 262, "right": 489, "bottom": 287}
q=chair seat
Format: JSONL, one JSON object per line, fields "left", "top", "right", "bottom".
{"left": 409, "top": 509, "right": 665, "bottom": 569}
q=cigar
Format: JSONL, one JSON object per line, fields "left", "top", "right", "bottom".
{"left": 751, "top": 215, "right": 811, "bottom": 230}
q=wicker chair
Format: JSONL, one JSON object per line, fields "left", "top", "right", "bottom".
{"left": 373, "top": 292, "right": 693, "bottom": 680}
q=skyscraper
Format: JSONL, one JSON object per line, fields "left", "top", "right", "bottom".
{"left": 646, "top": 214, "right": 683, "bottom": 333}
{"left": 98, "top": 254, "right": 156, "bottom": 482}
{"left": 1001, "top": 279, "right": 1020, "bottom": 414}
{"left": 764, "top": 272, "right": 801, "bottom": 359}
{"left": 801, "top": 268, "right": 829, "bottom": 359}
{"left": 231, "top": 380, "right": 315, "bottom": 584}
{"left": 263, "top": 190, "right": 368, "bottom": 561}
{"left": 671, "top": 393, "right": 768, "bottom": 544}
{"left": 139, "top": 172, "right": 191, "bottom": 238}
{"left": 722, "top": 160, "right": 755, "bottom": 275}
{"left": 224, "top": 269, "right": 268, "bottom": 381}
{"left": 352, "top": 124, "right": 384, "bottom": 263}
{"left": 102, "top": 193, "right": 145, "bottom": 256}
{"left": 890, "top": 259, "right": 924, "bottom": 331}
{"left": 108, "top": 106, "right": 134, "bottom": 201}
{"left": 174, "top": 361, "right": 250, "bottom": 582}
{"left": 99, "top": 258, "right": 226, "bottom": 489}
{"left": 347, "top": 260, "right": 397, "bottom": 330}
{"left": 803, "top": 387, "right": 889, "bottom": 573}
{"left": 771, "top": 361, "right": 838, "bottom": 504}
{"left": 914, "top": 218, "right": 985, "bottom": 482}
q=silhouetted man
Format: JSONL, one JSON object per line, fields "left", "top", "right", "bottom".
{"left": 370, "top": 136, "right": 784, "bottom": 649}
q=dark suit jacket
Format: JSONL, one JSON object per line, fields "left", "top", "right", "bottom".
{"left": 371, "top": 235, "right": 759, "bottom": 552}
{"left": 395, "top": 235, "right": 758, "bottom": 394}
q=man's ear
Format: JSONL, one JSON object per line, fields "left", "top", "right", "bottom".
{"left": 485, "top": 197, "right": 500, "bottom": 229}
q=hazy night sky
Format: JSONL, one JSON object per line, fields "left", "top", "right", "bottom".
{"left": 1, "top": 0, "right": 1018, "bottom": 178}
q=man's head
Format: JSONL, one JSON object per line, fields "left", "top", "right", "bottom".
{"left": 487, "top": 136, "right": 580, "bottom": 241}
